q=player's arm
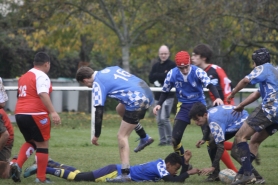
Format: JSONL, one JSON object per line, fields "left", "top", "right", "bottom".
{"left": 162, "top": 173, "right": 189, "bottom": 182}
{"left": 94, "top": 106, "right": 104, "bottom": 138}
{"left": 0, "top": 114, "right": 9, "bottom": 151}
{"left": 39, "top": 92, "right": 60, "bottom": 125}
{"left": 153, "top": 70, "right": 173, "bottom": 115}
{"left": 234, "top": 90, "right": 261, "bottom": 112}
{"left": 196, "top": 68, "right": 223, "bottom": 105}
{"left": 201, "top": 124, "right": 210, "bottom": 141}
{"left": 228, "top": 77, "right": 250, "bottom": 99}
{"left": 212, "top": 141, "right": 225, "bottom": 169}
{"left": 215, "top": 67, "right": 232, "bottom": 104}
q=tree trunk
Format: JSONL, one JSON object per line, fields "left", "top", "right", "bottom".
{"left": 121, "top": 45, "right": 130, "bottom": 72}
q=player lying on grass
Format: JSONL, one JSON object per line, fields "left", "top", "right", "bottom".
{"left": 189, "top": 102, "right": 265, "bottom": 184}
{"left": 22, "top": 150, "right": 199, "bottom": 183}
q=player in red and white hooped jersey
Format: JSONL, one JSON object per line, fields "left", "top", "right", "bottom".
{"left": 191, "top": 44, "right": 237, "bottom": 182}
{"left": 11, "top": 52, "right": 61, "bottom": 183}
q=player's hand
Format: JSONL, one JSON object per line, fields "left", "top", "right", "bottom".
{"left": 195, "top": 140, "right": 205, "bottom": 148}
{"left": 50, "top": 112, "right": 61, "bottom": 125}
{"left": 232, "top": 104, "right": 244, "bottom": 117}
{"left": 187, "top": 168, "right": 200, "bottom": 175}
{"left": 212, "top": 98, "right": 223, "bottom": 106}
{"left": 153, "top": 105, "right": 161, "bottom": 115}
{"left": 92, "top": 136, "right": 99, "bottom": 146}
{"left": 227, "top": 94, "right": 234, "bottom": 104}
{"left": 199, "top": 167, "right": 215, "bottom": 176}
{"left": 184, "top": 150, "right": 192, "bottom": 164}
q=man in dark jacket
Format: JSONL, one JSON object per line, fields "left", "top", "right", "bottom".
{"left": 149, "top": 45, "right": 176, "bottom": 146}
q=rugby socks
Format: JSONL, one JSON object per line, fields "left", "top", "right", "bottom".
{"left": 224, "top": 141, "right": 233, "bottom": 150}
{"left": 237, "top": 142, "right": 252, "bottom": 176}
{"left": 48, "top": 160, "right": 80, "bottom": 173}
{"left": 174, "top": 143, "right": 185, "bottom": 164}
{"left": 250, "top": 153, "right": 263, "bottom": 179}
{"left": 46, "top": 168, "right": 77, "bottom": 180}
{"left": 221, "top": 149, "right": 238, "bottom": 172}
{"left": 16, "top": 142, "right": 36, "bottom": 168}
{"left": 36, "top": 148, "right": 48, "bottom": 182}
{"left": 134, "top": 123, "right": 147, "bottom": 139}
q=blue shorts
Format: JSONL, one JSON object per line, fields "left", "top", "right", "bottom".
{"left": 175, "top": 102, "right": 194, "bottom": 123}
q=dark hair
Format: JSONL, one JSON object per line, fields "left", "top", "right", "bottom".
{"left": 252, "top": 48, "right": 270, "bottom": 66}
{"left": 189, "top": 102, "right": 207, "bottom": 120}
{"left": 34, "top": 52, "right": 50, "bottom": 66}
{"left": 76, "top": 66, "right": 94, "bottom": 82}
{"left": 193, "top": 44, "right": 213, "bottom": 63}
{"left": 165, "top": 153, "right": 182, "bottom": 166}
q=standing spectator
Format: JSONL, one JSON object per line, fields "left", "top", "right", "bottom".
{"left": 149, "top": 45, "right": 176, "bottom": 146}
{"left": 191, "top": 44, "right": 237, "bottom": 181}
{"left": 76, "top": 66, "right": 154, "bottom": 182}
{"left": 153, "top": 51, "right": 223, "bottom": 167}
{"left": 227, "top": 48, "right": 278, "bottom": 185}
{"left": 11, "top": 52, "right": 61, "bottom": 183}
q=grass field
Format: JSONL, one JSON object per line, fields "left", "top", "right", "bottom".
{"left": 3, "top": 111, "right": 278, "bottom": 185}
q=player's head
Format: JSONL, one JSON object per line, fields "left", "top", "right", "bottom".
{"left": 252, "top": 48, "right": 270, "bottom": 66}
{"left": 175, "top": 51, "right": 191, "bottom": 75}
{"left": 192, "top": 44, "right": 213, "bottom": 65}
{"left": 33, "top": 52, "right": 51, "bottom": 73}
{"left": 189, "top": 102, "right": 208, "bottom": 126}
{"left": 164, "top": 153, "right": 182, "bottom": 176}
{"left": 158, "top": 45, "right": 170, "bottom": 63}
{"left": 76, "top": 66, "right": 94, "bottom": 88}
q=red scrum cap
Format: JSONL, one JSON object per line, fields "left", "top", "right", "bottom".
{"left": 175, "top": 51, "right": 191, "bottom": 66}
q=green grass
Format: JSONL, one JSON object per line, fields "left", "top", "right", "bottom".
{"left": 3, "top": 112, "right": 278, "bottom": 184}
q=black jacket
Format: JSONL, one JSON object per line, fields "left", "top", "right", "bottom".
{"left": 149, "top": 58, "right": 176, "bottom": 100}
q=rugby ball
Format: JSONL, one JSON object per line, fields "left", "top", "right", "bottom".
{"left": 219, "top": 169, "right": 236, "bottom": 184}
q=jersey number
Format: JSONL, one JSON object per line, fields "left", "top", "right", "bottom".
{"left": 18, "top": 85, "right": 27, "bottom": 97}
{"left": 113, "top": 69, "right": 132, "bottom": 81}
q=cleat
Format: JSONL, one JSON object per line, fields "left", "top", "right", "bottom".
{"left": 10, "top": 163, "right": 21, "bottom": 182}
{"left": 232, "top": 173, "right": 243, "bottom": 184}
{"left": 106, "top": 174, "right": 131, "bottom": 183}
{"left": 254, "top": 178, "right": 265, "bottom": 184}
{"left": 231, "top": 173, "right": 256, "bottom": 185}
{"left": 134, "top": 135, "right": 154, "bottom": 153}
{"left": 204, "top": 171, "right": 220, "bottom": 182}
{"left": 35, "top": 177, "right": 53, "bottom": 183}
{"left": 24, "top": 164, "right": 37, "bottom": 178}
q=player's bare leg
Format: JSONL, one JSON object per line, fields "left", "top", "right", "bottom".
{"left": 116, "top": 103, "right": 154, "bottom": 153}
{"left": 249, "top": 131, "right": 268, "bottom": 156}
{"left": 117, "top": 120, "right": 136, "bottom": 172}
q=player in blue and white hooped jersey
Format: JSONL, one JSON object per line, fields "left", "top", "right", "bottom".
{"left": 76, "top": 66, "right": 154, "bottom": 181}
{"left": 153, "top": 51, "right": 223, "bottom": 167}
{"left": 227, "top": 48, "right": 278, "bottom": 185}
{"left": 23, "top": 150, "right": 200, "bottom": 182}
